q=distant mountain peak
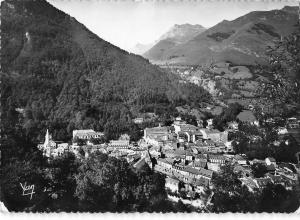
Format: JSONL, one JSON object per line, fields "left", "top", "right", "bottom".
{"left": 143, "top": 23, "right": 206, "bottom": 60}
{"left": 281, "top": 5, "right": 299, "bottom": 14}
{"left": 158, "top": 23, "right": 206, "bottom": 42}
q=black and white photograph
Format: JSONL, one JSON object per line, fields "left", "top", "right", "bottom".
{"left": 1, "top": 0, "right": 300, "bottom": 213}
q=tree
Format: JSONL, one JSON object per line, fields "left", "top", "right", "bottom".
{"left": 251, "top": 163, "right": 268, "bottom": 178}
{"left": 209, "top": 164, "right": 258, "bottom": 212}
{"left": 73, "top": 152, "right": 169, "bottom": 212}
{"left": 257, "top": 25, "right": 300, "bottom": 105}
{"left": 258, "top": 183, "right": 299, "bottom": 213}
{"left": 213, "top": 102, "right": 243, "bottom": 131}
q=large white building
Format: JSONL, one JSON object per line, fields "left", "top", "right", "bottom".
{"left": 73, "top": 129, "right": 104, "bottom": 140}
{"left": 200, "top": 128, "right": 228, "bottom": 143}
{"left": 173, "top": 117, "right": 203, "bottom": 143}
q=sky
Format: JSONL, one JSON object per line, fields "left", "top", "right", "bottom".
{"left": 48, "top": 0, "right": 299, "bottom": 52}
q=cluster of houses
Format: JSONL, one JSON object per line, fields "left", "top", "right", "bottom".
{"left": 240, "top": 157, "right": 299, "bottom": 192}
{"left": 141, "top": 117, "right": 300, "bottom": 197}
{"left": 37, "top": 129, "right": 148, "bottom": 168}
{"left": 37, "top": 115, "right": 300, "bottom": 200}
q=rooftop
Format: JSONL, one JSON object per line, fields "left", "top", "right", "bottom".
{"left": 266, "top": 157, "right": 276, "bottom": 162}
{"left": 184, "top": 166, "right": 213, "bottom": 178}
{"left": 255, "top": 177, "right": 272, "bottom": 188}
{"left": 240, "top": 177, "right": 258, "bottom": 189}
{"left": 208, "top": 154, "right": 227, "bottom": 161}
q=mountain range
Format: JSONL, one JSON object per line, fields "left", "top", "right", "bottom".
{"left": 143, "top": 6, "right": 299, "bottom": 65}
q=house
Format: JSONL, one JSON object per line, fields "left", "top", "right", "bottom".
{"left": 165, "top": 177, "right": 180, "bottom": 192}
{"left": 249, "top": 159, "right": 266, "bottom": 165}
{"left": 133, "top": 117, "right": 144, "bottom": 124}
{"left": 234, "top": 164, "right": 252, "bottom": 177}
{"left": 279, "top": 174, "right": 298, "bottom": 189}
{"left": 228, "top": 121, "right": 239, "bottom": 130}
{"left": 233, "top": 155, "right": 247, "bottom": 165}
{"left": 185, "top": 151, "right": 194, "bottom": 161}
{"left": 191, "top": 161, "right": 207, "bottom": 169}
{"left": 254, "top": 177, "right": 273, "bottom": 189}
{"left": 73, "top": 129, "right": 104, "bottom": 140}
{"left": 215, "top": 142, "right": 227, "bottom": 152}
{"left": 133, "top": 157, "right": 146, "bottom": 170}
{"left": 206, "top": 118, "right": 213, "bottom": 128}
{"left": 287, "top": 117, "right": 300, "bottom": 129}
{"left": 266, "top": 164, "right": 276, "bottom": 174}
{"left": 194, "top": 154, "right": 208, "bottom": 162}
{"left": 277, "top": 127, "right": 288, "bottom": 135}
{"left": 240, "top": 177, "right": 258, "bottom": 192}
{"left": 157, "top": 158, "right": 174, "bottom": 169}
{"left": 182, "top": 167, "right": 213, "bottom": 182}
{"left": 155, "top": 158, "right": 174, "bottom": 175}
{"left": 208, "top": 154, "right": 227, "bottom": 164}
{"left": 127, "top": 153, "right": 141, "bottom": 163}
{"left": 265, "top": 174, "right": 286, "bottom": 187}
{"left": 207, "top": 154, "right": 227, "bottom": 172}
{"left": 265, "top": 157, "right": 276, "bottom": 166}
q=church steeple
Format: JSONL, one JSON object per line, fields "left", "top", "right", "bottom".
{"left": 44, "top": 129, "right": 52, "bottom": 147}
{"left": 45, "top": 129, "right": 49, "bottom": 145}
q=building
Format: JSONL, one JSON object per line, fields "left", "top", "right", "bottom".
{"left": 133, "top": 157, "right": 146, "bottom": 169}
{"left": 194, "top": 154, "right": 208, "bottom": 163}
{"left": 133, "top": 117, "right": 144, "bottom": 124}
{"left": 155, "top": 158, "right": 214, "bottom": 187}
{"left": 234, "top": 164, "right": 252, "bottom": 177}
{"left": 277, "top": 127, "right": 288, "bottom": 135}
{"left": 173, "top": 117, "right": 198, "bottom": 132}
{"left": 240, "top": 177, "right": 258, "bottom": 192}
{"left": 200, "top": 129, "right": 228, "bottom": 143}
{"left": 165, "top": 177, "right": 180, "bottom": 192}
{"left": 287, "top": 117, "right": 300, "bottom": 129}
{"left": 144, "top": 125, "right": 170, "bottom": 147}
{"left": 172, "top": 118, "right": 203, "bottom": 143}
{"left": 233, "top": 155, "right": 247, "bottom": 165}
{"left": 208, "top": 154, "right": 227, "bottom": 164}
{"left": 254, "top": 177, "right": 273, "bottom": 189}
{"left": 38, "top": 129, "right": 69, "bottom": 158}
{"left": 109, "top": 140, "right": 130, "bottom": 149}
{"left": 265, "top": 157, "right": 276, "bottom": 166}
{"left": 207, "top": 154, "right": 227, "bottom": 172}
{"left": 228, "top": 121, "right": 239, "bottom": 130}
{"left": 73, "top": 129, "right": 104, "bottom": 140}
{"left": 265, "top": 174, "right": 286, "bottom": 187}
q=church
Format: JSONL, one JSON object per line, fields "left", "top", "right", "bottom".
{"left": 38, "top": 130, "right": 68, "bottom": 158}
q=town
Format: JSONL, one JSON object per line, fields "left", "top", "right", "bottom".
{"left": 38, "top": 113, "right": 300, "bottom": 208}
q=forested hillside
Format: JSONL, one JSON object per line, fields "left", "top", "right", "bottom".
{"left": 1, "top": 0, "right": 211, "bottom": 142}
